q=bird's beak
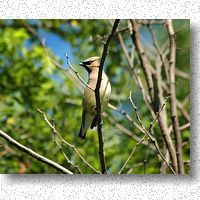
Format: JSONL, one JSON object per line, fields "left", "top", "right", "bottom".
{"left": 79, "top": 62, "right": 88, "bottom": 70}
{"left": 79, "top": 62, "right": 91, "bottom": 73}
{"left": 79, "top": 62, "right": 84, "bottom": 66}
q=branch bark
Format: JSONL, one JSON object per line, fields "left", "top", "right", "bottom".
{"left": 129, "top": 92, "right": 175, "bottom": 174}
{"left": 130, "top": 19, "right": 178, "bottom": 173}
{"left": 129, "top": 20, "right": 155, "bottom": 103}
{"left": 95, "top": 19, "right": 120, "bottom": 174}
{"left": 0, "top": 130, "right": 73, "bottom": 174}
{"left": 166, "top": 19, "right": 185, "bottom": 174}
{"left": 148, "top": 24, "right": 169, "bottom": 83}
{"left": 116, "top": 31, "right": 154, "bottom": 118}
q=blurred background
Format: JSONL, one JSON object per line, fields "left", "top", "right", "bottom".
{"left": 0, "top": 19, "right": 190, "bottom": 174}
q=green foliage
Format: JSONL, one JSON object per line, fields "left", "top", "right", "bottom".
{"left": 0, "top": 19, "right": 190, "bottom": 174}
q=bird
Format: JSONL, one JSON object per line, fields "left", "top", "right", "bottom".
{"left": 78, "top": 56, "right": 111, "bottom": 140}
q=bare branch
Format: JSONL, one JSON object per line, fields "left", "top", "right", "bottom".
{"left": 160, "top": 149, "right": 170, "bottom": 174}
{"left": 136, "top": 19, "right": 167, "bottom": 25}
{"left": 103, "top": 112, "right": 155, "bottom": 151}
{"left": 175, "top": 68, "right": 190, "bottom": 80}
{"left": 166, "top": 19, "right": 185, "bottom": 174}
{"left": 65, "top": 54, "right": 94, "bottom": 91}
{"left": 148, "top": 25, "right": 169, "bottom": 83}
{"left": 129, "top": 91, "right": 175, "bottom": 174}
{"left": 129, "top": 19, "right": 155, "bottom": 104}
{"left": 130, "top": 19, "right": 178, "bottom": 173}
{"left": 108, "top": 103, "right": 145, "bottom": 134}
{"left": 118, "top": 135, "right": 146, "bottom": 174}
{"left": 22, "top": 20, "right": 89, "bottom": 94}
{"left": 155, "top": 54, "right": 178, "bottom": 172}
{"left": 0, "top": 130, "right": 73, "bottom": 174}
{"left": 118, "top": 93, "right": 172, "bottom": 174}
{"left": 37, "top": 109, "right": 99, "bottom": 174}
{"left": 90, "top": 27, "right": 129, "bottom": 43}
{"left": 95, "top": 19, "right": 120, "bottom": 174}
{"left": 177, "top": 100, "right": 190, "bottom": 121}
{"left": 51, "top": 119, "right": 83, "bottom": 174}
{"left": 115, "top": 30, "right": 154, "bottom": 118}
{"left": 179, "top": 122, "right": 190, "bottom": 131}
{"left": 148, "top": 25, "right": 189, "bottom": 82}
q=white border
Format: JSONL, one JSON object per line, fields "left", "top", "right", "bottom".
{"left": 0, "top": 0, "right": 199, "bottom": 199}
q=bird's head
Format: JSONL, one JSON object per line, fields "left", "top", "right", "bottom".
{"left": 79, "top": 56, "right": 100, "bottom": 73}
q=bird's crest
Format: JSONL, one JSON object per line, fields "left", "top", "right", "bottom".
{"left": 83, "top": 56, "right": 100, "bottom": 63}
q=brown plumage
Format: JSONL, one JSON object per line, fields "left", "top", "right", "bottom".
{"left": 78, "top": 56, "right": 111, "bottom": 139}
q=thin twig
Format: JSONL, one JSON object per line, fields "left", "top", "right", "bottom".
{"left": 91, "top": 27, "right": 129, "bottom": 42}
{"left": 179, "top": 123, "right": 190, "bottom": 131}
{"left": 116, "top": 30, "right": 154, "bottom": 118}
{"left": 0, "top": 130, "right": 73, "bottom": 174}
{"left": 51, "top": 119, "right": 83, "bottom": 174}
{"left": 160, "top": 149, "right": 170, "bottom": 174}
{"left": 37, "top": 109, "right": 99, "bottom": 174}
{"left": 118, "top": 93, "right": 170, "bottom": 174}
{"left": 129, "top": 20, "right": 155, "bottom": 105}
{"left": 22, "top": 20, "right": 91, "bottom": 94}
{"left": 143, "top": 140, "right": 150, "bottom": 174}
{"left": 95, "top": 19, "right": 120, "bottom": 174}
{"left": 175, "top": 68, "right": 190, "bottom": 80}
{"left": 65, "top": 54, "right": 94, "bottom": 91}
{"left": 136, "top": 19, "right": 167, "bottom": 25}
{"left": 160, "top": 79, "right": 190, "bottom": 122}
{"left": 103, "top": 112, "right": 155, "bottom": 151}
{"left": 148, "top": 25, "right": 169, "bottom": 83}
{"left": 130, "top": 19, "right": 178, "bottom": 173}
{"left": 118, "top": 135, "right": 146, "bottom": 174}
{"left": 148, "top": 100, "right": 168, "bottom": 132}
{"left": 148, "top": 25, "right": 189, "bottom": 83}
{"left": 108, "top": 103, "right": 145, "bottom": 134}
{"left": 177, "top": 100, "right": 190, "bottom": 121}
{"left": 128, "top": 91, "right": 176, "bottom": 174}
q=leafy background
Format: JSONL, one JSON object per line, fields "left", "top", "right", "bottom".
{"left": 0, "top": 19, "right": 190, "bottom": 174}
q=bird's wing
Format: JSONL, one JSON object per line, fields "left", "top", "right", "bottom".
{"left": 78, "top": 108, "right": 94, "bottom": 139}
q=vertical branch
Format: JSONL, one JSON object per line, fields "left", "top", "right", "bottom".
{"left": 147, "top": 24, "right": 169, "bottom": 83}
{"left": 116, "top": 31, "right": 154, "bottom": 118}
{"left": 130, "top": 19, "right": 178, "bottom": 173}
{"left": 166, "top": 19, "right": 184, "bottom": 174}
{"left": 95, "top": 19, "right": 120, "bottom": 174}
{"left": 154, "top": 55, "right": 178, "bottom": 172}
{"left": 129, "top": 20, "right": 155, "bottom": 103}
{"left": 160, "top": 149, "right": 170, "bottom": 174}
{"left": 128, "top": 92, "right": 175, "bottom": 174}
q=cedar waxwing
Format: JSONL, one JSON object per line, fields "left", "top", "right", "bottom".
{"left": 78, "top": 56, "right": 111, "bottom": 139}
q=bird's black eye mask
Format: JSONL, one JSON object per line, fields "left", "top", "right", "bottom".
{"left": 83, "top": 61, "right": 93, "bottom": 65}
{"left": 79, "top": 61, "right": 94, "bottom": 73}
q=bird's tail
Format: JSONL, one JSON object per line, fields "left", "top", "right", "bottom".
{"left": 78, "top": 127, "right": 86, "bottom": 140}
{"left": 78, "top": 112, "right": 94, "bottom": 140}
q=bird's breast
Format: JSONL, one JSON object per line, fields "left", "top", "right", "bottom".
{"left": 83, "top": 75, "right": 111, "bottom": 113}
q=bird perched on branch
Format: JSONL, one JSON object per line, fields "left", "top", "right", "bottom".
{"left": 78, "top": 56, "right": 111, "bottom": 140}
